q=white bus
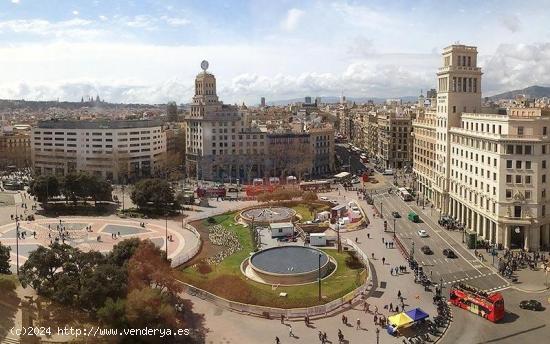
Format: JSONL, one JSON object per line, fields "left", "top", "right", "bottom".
{"left": 398, "top": 187, "right": 413, "bottom": 201}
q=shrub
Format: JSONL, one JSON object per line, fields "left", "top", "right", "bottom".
{"left": 196, "top": 260, "right": 212, "bottom": 275}
{"left": 345, "top": 252, "right": 364, "bottom": 269}
{"left": 207, "top": 217, "right": 216, "bottom": 224}
{"left": 0, "top": 274, "right": 18, "bottom": 293}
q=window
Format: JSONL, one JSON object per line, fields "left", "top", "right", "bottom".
{"left": 544, "top": 127, "right": 548, "bottom": 136}
{"left": 516, "top": 160, "right": 522, "bottom": 169}
{"left": 514, "top": 206, "right": 522, "bottom": 218}
{"left": 526, "top": 161, "right": 532, "bottom": 169}
{"left": 543, "top": 205, "right": 546, "bottom": 217}
{"left": 506, "top": 190, "right": 512, "bottom": 198}
{"left": 525, "top": 145, "right": 532, "bottom": 155}
{"left": 526, "top": 175, "right": 532, "bottom": 184}
{"left": 516, "top": 175, "right": 522, "bottom": 184}
{"left": 516, "top": 145, "right": 523, "bottom": 154}
{"left": 518, "top": 126, "right": 524, "bottom": 136}
{"left": 506, "top": 145, "right": 514, "bottom": 154}
{"left": 525, "top": 191, "right": 531, "bottom": 199}
{"left": 544, "top": 160, "right": 547, "bottom": 169}
{"left": 506, "top": 160, "right": 512, "bottom": 168}
{"left": 543, "top": 145, "right": 547, "bottom": 154}
{"left": 543, "top": 175, "right": 546, "bottom": 183}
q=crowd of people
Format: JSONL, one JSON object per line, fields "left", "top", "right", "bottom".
{"left": 498, "top": 248, "right": 548, "bottom": 278}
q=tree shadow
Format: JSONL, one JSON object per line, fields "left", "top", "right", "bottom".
{"left": 0, "top": 289, "right": 20, "bottom": 343}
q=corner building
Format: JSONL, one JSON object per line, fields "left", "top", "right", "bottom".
{"left": 413, "top": 44, "right": 550, "bottom": 250}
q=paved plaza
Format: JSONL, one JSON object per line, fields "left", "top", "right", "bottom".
{"left": 0, "top": 217, "right": 187, "bottom": 264}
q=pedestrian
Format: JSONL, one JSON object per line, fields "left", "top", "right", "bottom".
{"left": 382, "top": 257, "right": 386, "bottom": 265}
{"left": 398, "top": 290, "right": 402, "bottom": 299}
{"left": 374, "top": 305, "right": 378, "bottom": 314}
{"left": 356, "top": 318, "right": 361, "bottom": 330}
{"left": 276, "top": 336, "right": 280, "bottom": 344}
{"left": 390, "top": 302, "right": 393, "bottom": 312}
{"left": 319, "top": 331, "right": 323, "bottom": 343}
{"left": 374, "top": 314, "right": 378, "bottom": 324}
{"left": 281, "top": 314, "right": 284, "bottom": 324}
{"left": 367, "top": 233, "right": 370, "bottom": 239}
{"left": 371, "top": 253, "right": 375, "bottom": 259}
{"left": 382, "top": 237, "right": 385, "bottom": 244}
{"left": 323, "top": 332, "right": 327, "bottom": 343}
{"left": 289, "top": 325, "right": 293, "bottom": 337}
{"left": 342, "top": 314, "right": 346, "bottom": 324}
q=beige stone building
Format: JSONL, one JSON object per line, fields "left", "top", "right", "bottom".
{"left": 184, "top": 63, "right": 335, "bottom": 182}
{"left": 413, "top": 44, "right": 550, "bottom": 250}
{"left": 377, "top": 111, "right": 413, "bottom": 169}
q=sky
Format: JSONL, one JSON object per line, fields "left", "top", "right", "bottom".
{"left": 1, "top": 0, "right": 550, "bottom": 104}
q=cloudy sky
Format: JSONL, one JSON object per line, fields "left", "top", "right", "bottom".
{"left": 1, "top": 0, "right": 550, "bottom": 104}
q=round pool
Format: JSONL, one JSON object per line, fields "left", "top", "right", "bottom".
{"left": 246, "top": 246, "right": 333, "bottom": 285}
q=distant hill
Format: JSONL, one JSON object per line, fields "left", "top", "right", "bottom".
{"left": 267, "top": 96, "right": 418, "bottom": 106}
{"left": 489, "top": 85, "right": 550, "bottom": 101}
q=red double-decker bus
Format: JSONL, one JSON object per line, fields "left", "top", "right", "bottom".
{"left": 449, "top": 283, "right": 504, "bottom": 322}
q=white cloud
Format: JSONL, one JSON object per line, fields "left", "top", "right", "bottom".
{"left": 11, "top": 0, "right": 20, "bottom": 4}
{"left": 280, "top": 8, "right": 304, "bottom": 32}
{"left": 99, "top": 15, "right": 108, "bottom": 21}
{"left": 0, "top": 18, "right": 101, "bottom": 39}
{"left": 124, "top": 15, "right": 157, "bottom": 30}
{"left": 161, "top": 16, "right": 190, "bottom": 27}
{"left": 72, "top": 10, "right": 79, "bottom": 16}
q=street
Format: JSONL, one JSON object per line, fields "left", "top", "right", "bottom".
{"left": 372, "top": 191, "right": 510, "bottom": 293}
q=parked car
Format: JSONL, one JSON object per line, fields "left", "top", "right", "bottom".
{"left": 519, "top": 300, "right": 543, "bottom": 311}
{"left": 421, "top": 245, "right": 433, "bottom": 255}
{"left": 408, "top": 211, "right": 420, "bottom": 223}
{"left": 417, "top": 229, "right": 429, "bottom": 238}
{"left": 392, "top": 211, "right": 401, "bottom": 218}
{"left": 329, "top": 200, "right": 338, "bottom": 205}
{"left": 443, "top": 249, "right": 456, "bottom": 258}
{"left": 320, "top": 196, "right": 329, "bottom": 201}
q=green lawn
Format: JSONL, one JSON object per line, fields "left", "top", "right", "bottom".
{"left": 176, "top": 212, "right": 366, "bottom": 308}
{"left": 292, "top": 203, "right": 330, "bottom": 222}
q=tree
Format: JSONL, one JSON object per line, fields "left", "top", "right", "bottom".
{"left": 109, "top": 238, "right": 141, "bottom": 267}
{"left": 19, "top": 244, "right": 66, "bottom": 297}
{"left": 28, "top": 175, "right": 60, "bottom": 204}
{"left": 127, "top": 240, "right": 181, "bottom": 295}
{"left": 0, "top": 242, "right": 11, "bottom": 274}
{"left": 97, "top": 298, "right": 128, "bottom": 329}
{"left": 79, "top": 264, "right": 127, "bottom": 311}
{"left": 130, "top": 178, "right": 177, "bottom": 213}
{"left": 302, "top": 191, "right": 318, "bottom": 202}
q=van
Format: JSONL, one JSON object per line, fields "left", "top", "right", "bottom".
{"left": 408, "top": 211, "right": 420, "bottom": 223}
{"left": 382, "top": 169, "right": 394, "bottom": 175}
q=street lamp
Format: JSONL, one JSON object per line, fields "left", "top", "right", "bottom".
{"left": 336, "top": 220, "right": 341, "bottom": 253}
{"left": 393, "top": 218, "right": 397, "bottom": 239}
{"left": 318, "top": 253, "right": 322, "bottom": 300}
{"left": 376, "top": 327, "right": 380, "bottom": 344}
{"left": 411, "top": 241, "right": 415, "bottom": 260}
{"left": 380, "top": 202, "right": 383, "bottom": 219}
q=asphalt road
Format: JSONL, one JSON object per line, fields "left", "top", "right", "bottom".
{"left": 335, "top": 144, "right": 366, "bottom": 174}
{"left": 372, "top": 191, "right": 510, "bottom": 293}
{"left": 442, "top": 288, "right": 550, "bottom": 344}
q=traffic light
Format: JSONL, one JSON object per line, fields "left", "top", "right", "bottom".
{"left": 384, "top": 220, "right": 387, "bottom": 232}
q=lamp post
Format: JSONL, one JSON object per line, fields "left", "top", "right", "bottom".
{"left": 15, "top": 204, "right": 19, "bottom": 275}
{"left": 336, "top": 220, "right": 341, "bottom": 253}
{"left": 393, "top": 218, "right": 397, "bottom": 239}
{"left": 411, "top": 241, "right": 415, "bottom": 260}
{"left": 380, "top": 202, "right": 383, "bottom": 219}
{"left": 462, "top": 224, "right": 465, "bottom": 244}
{"left": 318, "top": 253, "right": 322, "bottom": 300}
{"left": 165, "top": 211, "right": 168, "bottom": 261}
{"left": 376, "top": 327, "right": 380, "bottom": 344}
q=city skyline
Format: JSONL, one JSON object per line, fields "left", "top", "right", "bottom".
{"left": 1, "top": 0, "right": 550, "bottom": 104}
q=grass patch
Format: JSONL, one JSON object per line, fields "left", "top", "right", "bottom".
{"left": 292, "top": 203, "right": 330, "bottom": 222}
{"left": 176, "top": 212, "right": 366, "bottom": 308}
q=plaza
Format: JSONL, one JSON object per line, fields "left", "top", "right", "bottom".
{"left": 0, "top": 217, "right": 190, "bottom": 269}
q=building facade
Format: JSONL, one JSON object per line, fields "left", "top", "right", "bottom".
{"left": 377, "top": 112, "right": 413, "bottom": 169}
{"left": 413, "top": 44, "right": 550, "bottom": 250}
{"left": 184, "top": 63, "right": 335, "bottom": 182}
{"left": 31, "top": 119, "right": 166, "bottom": 183}
{"left": 0, "top": 128, "right": 31, "bottom": 169}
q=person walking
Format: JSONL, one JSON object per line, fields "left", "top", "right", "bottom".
{"left": 382, "top": 257, "right": 386, "bottom": 265}
{"left": 281, "top": 314, "right": 285, "bottom": 324}
{"left": 276, "top": 336, "right": 280, "bottom": 344}
{"left": 356, "top": 318, "right": 361, "bottom": 330}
